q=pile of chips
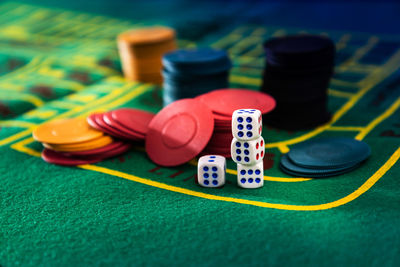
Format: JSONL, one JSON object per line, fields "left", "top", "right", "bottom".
{"left": 33, "top": 108, "right": 155, "bottom": 166}
{"left": 261, "top": 35, "right": 335, "bottom": 130}
{"left": 280, "top": 137, "right": 371, "bottom": 177}
{"left": 197, "top": 89, "right": 275, "bottom": 158}
{"left": 33, "top": 118, "right": 132, "bottom": 166}
{"left": 146, "top": 88, "right": 275, "bottom": 166}
{"left": 162, "top": 48, "right": 231, "bottom": 106}
{"left": 87, "top": 108, "right": 154, "bottom": 142}
{"left": 118, "top": 27, "right": 177, "bottom": 84}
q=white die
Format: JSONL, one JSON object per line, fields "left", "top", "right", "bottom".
{"left": 197, "top": 155, "right": 226, "bottom": 187}
{"left": 232, "top": 109, "right": 262, "bottom": 140}
{"left": 237, "top": 162, "right": 264, "bottom": 189}
{"left": 231, "top": 136, "right": 265, "bottom": 165}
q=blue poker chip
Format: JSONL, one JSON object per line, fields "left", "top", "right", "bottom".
{"left": 279, "top": 156, "right": 363, "bottom": 178}
{"left": 161, "top": 48, "right": 231, "bottom": 106}
{"left": 287, "top": 137, "right": 371, "bottom": 169}
{"left": 162, "top": 48, "right": 232, "bottom": 75}
{"left": 279, "top": 153, "right": 363, "bottom": 178}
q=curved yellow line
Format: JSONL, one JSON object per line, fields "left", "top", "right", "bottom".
{"left": 0, "top": 120, "right": 36, "bottom": 128}
{"left": 79, "top": 147, "right": 400, "bottom": 211}
{"left": 0, "top": 92, "right": 44, "bottom": 107}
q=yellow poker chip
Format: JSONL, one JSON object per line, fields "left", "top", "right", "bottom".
{"left": 33, "top": 117, "right": 103, "bottom": 145}
{"left": 43, "top": 135, "right": 113, "bottom": 152}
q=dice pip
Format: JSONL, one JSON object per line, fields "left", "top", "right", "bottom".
{"left": 231, "top": 136, "right": 265, "bottom": 165}
{"left": 232, "top": 109, "right": 262, "bottom": 140}
{"left": 237, "top": 161, "right": 264, "bottom": 189}
{"left": 197, "top": 155, "right": 226, "bottom": 187}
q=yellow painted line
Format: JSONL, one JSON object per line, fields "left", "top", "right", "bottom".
{"left": 0, "top": 120, "right": 36, "bottom": 128}
{"left": 10, "top": 137, "right": 41, "bottom": 157}
{"left": 24, "top": 110, "right": 58, "bottom": 119}
{"left": 50, "top": 101, "right": 80, "bottom": 109}
{"left": 0, "top": 83, "right": 24, "bottom": 91}
{"left": 0, "top": 92, "right": 44, "bottom": 107}
{"left": 79, "top": 147, "right": 400, "bottom": 211}
{"left": 212, "top": 33, "right": 242, "bottom": 48}
{"left": 336, "top": 33, "right": 351, "bottom": 50}
{"left": 330, "top": 78, "right": 358, "bottom": 88}
{"left": 230, "top": 75, "right": 261, "bottom": 86}
{"left": 278, "top": 145, "right": 290, "bottom": 154}
{"left": 341, "top": 36, "right": 379, "bottom": 68}
{"left": 0, "top": 128, "right": 34, "bottom": 146}
{"left": 356, "top": 97, "right": 400, "bottom": 140}
{"left": 0, "top": 56, "right": 43, "bottom": 80}
{"left": 328, "top": 126, "right": 364, "bottom": 132}
{"left": 328, "top": 89, "right": 354, "bottom": 98}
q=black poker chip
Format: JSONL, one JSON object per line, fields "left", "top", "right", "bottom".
{"left": 261, "top": 34, "right": 335, "bottom": 130}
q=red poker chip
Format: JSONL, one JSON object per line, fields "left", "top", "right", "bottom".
{"left": 103, "top": 112, "right": 145, "bottom": 140}
{"left": 42, "top": 143, "right": 132, "bottom": 166}
{"left": 110, "top": 108, "right": 155, "bottom": 135}
{"left": 61, "top": 141, "right": 127, "bottom": 157}
{"left": 197, "top": 89, "right": 276, "bottom": 116}
{"left": 145, "top": 98, "right": 214, "bottom": 166}
{"left": 96, "top": 114, "right": 141, "bottom": 141}
{"left": 213, "top": 112, "right": 232, "bottom": 121}
{"left": 207, "top": 133, "right": 233, "bottom": 146}
{"left": 42, "top": 149, "right": 102, "bottom": 166}
{"left": 87, "top": 113, "right": 103, "bottom": 131}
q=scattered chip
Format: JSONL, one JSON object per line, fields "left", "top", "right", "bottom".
{"left": 42, "top": 142, "right": 131, "bottom": 166}
{"left": 61, "top": 141, "right": 126, "bottom": 157}
{"left": 146, "top": 99, "right": 214, "bottom": 166}
{"left": 103, "top": 113, "right": 145, "bottom": 139}
{"left": 279, "top": 137, "right": 371, "bottom": 178}
{"left": 196, "top": 89, "right": 276, "bottom": 116}
{"left": 279, "top": 154, "right": 362, "bottom": 178}
{"left": 33, "top": 117, "right": 103, "bottom": 144}
{"left": 288, "top": 137, "right": 371, "bottom": 168}
{"left": 109, "top": 108, "right": 154, "bottom": 135}
{"left": 43, "top": 135, "right": 113, "bottom": 152}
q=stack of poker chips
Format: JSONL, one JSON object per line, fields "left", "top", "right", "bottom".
{"left": 145, "top": 89, "right": 275, "bottom": 167}
{"left": 230, "top": 109, "right": 265, "bottom": 189}
{"left": 161, "top": 48, "right": 231, "bottom": 106}
{"left": 32, "top": 108, "right": 155, "bottom": 166}
{"left": 279, "top": 137, "right": 371, "bottom": 178}
{"left": 197, "top": 89, "right": 276, "bottom": 158}
{"left": 32, "top": 117, "right": 132, "bottom": 166}
{"left": 117, "top": 27, "right": 177, "bottom": 84}
{"left": 261, "top": 34, "right": 335, "bottom": 130}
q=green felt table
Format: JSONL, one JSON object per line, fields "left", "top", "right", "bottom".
{"left": 1, "top": 1, "right": 400, "bottom": 266}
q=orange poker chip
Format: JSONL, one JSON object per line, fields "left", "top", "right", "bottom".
{"left": 33, "top": 117, "right": 103, "bottom": 145}
{"left": 117, "top": 27, "right": 175, "bottom": 46}
{"left": 117, "top": 26, "right": 177, "bottom": 84}
{"left": 43, "top": 135, "right": 113, "bottom": 152}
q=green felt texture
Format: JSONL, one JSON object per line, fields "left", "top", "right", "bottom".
{"left": 1, "top": 1, "right": 400, "bottom": 266}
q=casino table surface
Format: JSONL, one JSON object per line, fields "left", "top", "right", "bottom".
{"left": 1, "top": 1, "right": 400, "bottom": 266}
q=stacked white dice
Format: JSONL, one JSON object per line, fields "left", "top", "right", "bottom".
{"left": 231, "top": 109, "right": 264, "bottom": 188}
